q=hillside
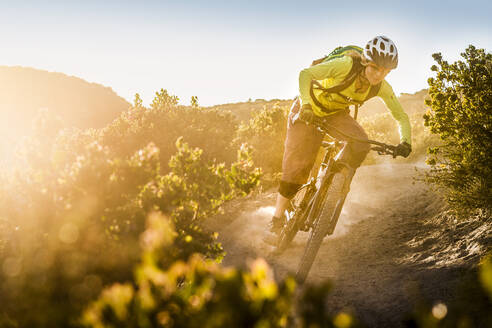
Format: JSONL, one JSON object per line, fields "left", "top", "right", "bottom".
{"left": 0, "top": 66, "right": 130, "bottom": 135}
{"left": 358, "top": 88, "right": 429, "bottom": 118}
{"left": 0, "top": 66, "right": 130, "bottom": 167}
{"left": 206, "top": 89, "right": 429, "bottom": 122}
{"left": 205, "top": 98, "right": 293, "bottom": 122}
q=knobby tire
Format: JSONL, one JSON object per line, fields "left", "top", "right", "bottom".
{"left": 295, "top": 171, "right": 346, "bottom": 283}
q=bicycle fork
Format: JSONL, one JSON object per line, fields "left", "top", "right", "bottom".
{"left": 324, "top": 164, "right": 355, "bottom": 236}
{"left": 315, "top": 142, "right": 356, "bottom": 236}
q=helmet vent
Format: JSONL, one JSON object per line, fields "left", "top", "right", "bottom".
{"left": 364, "top": 35, "right": 398, "bottom": 69}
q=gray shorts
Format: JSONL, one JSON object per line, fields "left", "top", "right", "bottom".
{"left": 281, "top": 100, "right": 370, "bottom": 184}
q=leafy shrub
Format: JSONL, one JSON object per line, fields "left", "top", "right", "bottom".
{"left": 0, "top": 90, "right": 260, "bottom": 327}
{"left": 235, "top": 103, "right": 289, "bottom": 182}
{"left": 135, "top": 138, "right": 260, "bottom": 268}
{"left": 424, "top": 45, "right": 492, "bottom": 212}
{"left": 82, "top": 213, "right": 296, "bottom": 328}
{"left": 102, "top": 90, "right": 239, "bottom": 173}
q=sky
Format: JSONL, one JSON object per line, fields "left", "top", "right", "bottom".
{"left": 1, "top": 0, "right": 491, "bottom": 106}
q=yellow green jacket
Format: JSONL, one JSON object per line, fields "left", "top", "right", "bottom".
{"left": 298, "top": 55, "right": 411, "bottom": 144}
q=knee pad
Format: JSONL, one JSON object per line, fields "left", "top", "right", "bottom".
{"left": 279, "top": 180, "right": 302, "bottom": 199}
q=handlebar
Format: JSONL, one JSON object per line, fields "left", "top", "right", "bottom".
{"left": 370, "top": 143, "right": 398, "bottom": 158}
{"left": 292, "top": 111, "right": 400, "bottom": 158}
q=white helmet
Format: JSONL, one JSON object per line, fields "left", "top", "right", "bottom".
{"left": 363, "top": 36, "right": 398, "bottom": 69}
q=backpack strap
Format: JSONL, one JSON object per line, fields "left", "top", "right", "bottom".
{"left": 364, "top": 82, "right": 382, "bottom": 101}
{"left": 310, "top": 57, "right": 364, "bottom": 113}
{"left": 310, "top": 57, "right": 382, "bottom": 115}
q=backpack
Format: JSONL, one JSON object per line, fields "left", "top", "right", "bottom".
{"left": 309, "top": 45, "right": 382, "bottom": 114}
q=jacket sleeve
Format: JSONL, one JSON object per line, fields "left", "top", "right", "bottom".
{"left": 298, "top": 56, "right": 352, "bottom": 107}
{"left": 378, "top": 81, "right": 412, "bottom": 144}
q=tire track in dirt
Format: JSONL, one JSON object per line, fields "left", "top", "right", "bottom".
{"left": 210, "top": 163, "right": 489, "bottom": 327}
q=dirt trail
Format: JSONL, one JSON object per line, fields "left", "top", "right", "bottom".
{"left": 210, "top": 164, "right": 491, "bottom": 327}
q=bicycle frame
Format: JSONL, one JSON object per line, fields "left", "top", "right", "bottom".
{"left": 286, "top": 138, "right": 352, "bottom": 233}
{"left": 276, "top": 114, "right": 399, "bottom": 255}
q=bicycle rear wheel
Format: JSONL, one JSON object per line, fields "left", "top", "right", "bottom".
{"left": 295, "top": 170, "right": 348, "bottom": 283}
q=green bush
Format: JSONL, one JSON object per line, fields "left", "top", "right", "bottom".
{"left": 82, "top": 213, "right": 296, "bottom": 328}
{"left": 0, "top": 90, "right": 260, "bottom": 327}
{"left": 235, "top": 103, "right": 289, "bottom": 182}
{"left": 424, "top": 45, "right": 492, "bottom": 212}
{"left": 102, "top": 90, "right": 239, "bottom": 173}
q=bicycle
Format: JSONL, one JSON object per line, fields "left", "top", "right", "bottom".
{"left": 273, "top": 110, "right": 404, "bottom": 284}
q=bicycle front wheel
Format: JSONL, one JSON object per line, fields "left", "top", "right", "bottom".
{"left": 295, "top": 170, "right": 347, "bottom": 284}
{"left": 275, "top": 214, "right": 299, "bottom": 253}
{"left": 275, "top": 183, "right": 315, "bottom": 254}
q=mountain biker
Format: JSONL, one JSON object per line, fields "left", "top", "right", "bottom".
{"left": 269, "top": 36, "right": 412, "bottom": 235}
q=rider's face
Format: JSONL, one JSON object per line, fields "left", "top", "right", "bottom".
{"left": 365, "top": 63, "right": 391, "bottom": 85}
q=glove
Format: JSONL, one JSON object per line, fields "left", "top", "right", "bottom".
{"left": 395, "top": 141, "right": 412, "bottom": 158}
{"left": 299, "top": 103, "right": 316, "bottom": 124}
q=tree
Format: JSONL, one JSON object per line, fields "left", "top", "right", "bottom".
{"left": 424, "top": 45, "right": 492, "bottom": 213}
{"left": 133, "top": 93, "right": 144, "bottom": 109}
{"left": 151, "top": 89, "right": 179, "bottom": 111}
{"left": 190, "top": 95, "right": 200, "bottom": 109}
